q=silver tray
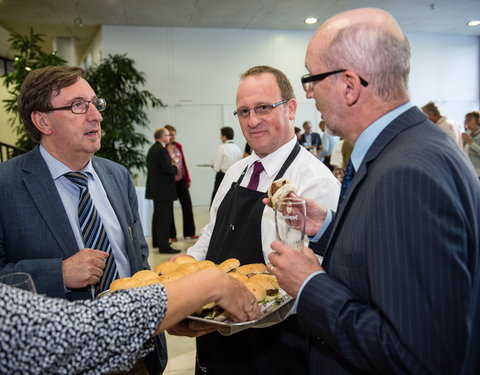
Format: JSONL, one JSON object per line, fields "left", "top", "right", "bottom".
{"left": 187, "top": 290, "right": 295, "bottom": 336}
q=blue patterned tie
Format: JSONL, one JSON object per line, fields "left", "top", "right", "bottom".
{"left": 65, "top": 172, "right": 119, "bottom": 294}
{"left": 337, "top": 159, "right": 355, "bottom": 210}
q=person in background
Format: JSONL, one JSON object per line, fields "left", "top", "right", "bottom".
{"left": 145, "top": 127, "right": 180, "bottom": 254}
{"left": 170, "top": 65, "right": 340, "bottom": 375}
{"left": 211, "top": 126, "right": 242, "bottom": 204}
{"left": 267, "top": 8, "right": 480, "bottom": 375}
{"left": 299, "top": 120, "right": 322, "bottom": 155}
{"left": 0, "top": 65, "right": 167, "bottom": 374}
{"left": 242, "top": 142, "right": 252, "bottom": 158}
{"left": 317, "top": 119, "right": 337, "bottom": 170}
{"left": 422, "top": 101, "right": 463, "bottom": 148}
{"left": 462, "top": 110, "right": 480, "bottom": 179}
{"left": 1, "top": 267, "right": 260, "bottom": 374}
{"left": 294, "top": 126, "right": 302, "bottom": 142}
{"left": 164, "top": 124, "right": 197, "bottom": 241}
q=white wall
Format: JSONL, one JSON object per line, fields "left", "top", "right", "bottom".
{"left": 96, "top": 25, "right": 479, "bottom": 206}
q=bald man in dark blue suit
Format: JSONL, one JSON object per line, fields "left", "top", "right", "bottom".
{"left": 268, "top": 8, "right": 480, "bottom": 375}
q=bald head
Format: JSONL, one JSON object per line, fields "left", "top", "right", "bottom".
{"left": 306, "top": 8, "right": 410, "bottom": 102}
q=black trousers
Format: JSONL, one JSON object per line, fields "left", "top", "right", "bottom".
{"left": 169, "top": 179, "right": 196, "bottom": 238}
{"left": 210, "top": 171, "right": 225, "bottom": 206}
{"left": 152, "top": 200, "right": 173, "bottom": 251}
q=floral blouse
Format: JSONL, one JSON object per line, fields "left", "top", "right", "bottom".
{"left": 0, "top": 283, "right": 167, "bottom": 374}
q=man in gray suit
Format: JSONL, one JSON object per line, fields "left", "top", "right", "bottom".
{"left": 0, "top": 66, "right": 167, "bottom": 374}
{"left": 267, "top": 8, "right": 480, "bottom": 375}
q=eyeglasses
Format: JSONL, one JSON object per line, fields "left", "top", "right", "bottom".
{"left": 45, "top": 98, "right": 106, "bottom": 114}
{"left": 234, "top": 99, "right": 289, "bottom": 118}
{"left": 301, "top": 70, "right": 369, "bottom": 92}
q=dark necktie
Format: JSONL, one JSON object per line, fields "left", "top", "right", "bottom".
{"left": 337, "top": 159, "right": 355, "bottom": 209}
{"left": 247, "top": 161, "right": 264, "bottom": 190}
{"left": 64, "top": 172, "right": 119, "bottom": 294}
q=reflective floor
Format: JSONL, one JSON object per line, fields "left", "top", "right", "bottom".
{"left": 147, "top": 205, "right": 210, "bottom": 375}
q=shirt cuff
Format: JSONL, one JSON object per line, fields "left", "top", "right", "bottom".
{"left": 291, "top": 270, "right": 325, "bottom": 313}
{"left": 307, "top": 209, "right": 333, "bottom": 243}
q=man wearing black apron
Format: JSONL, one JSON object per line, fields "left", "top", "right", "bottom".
{"left": 169, "top": 66, "right": 341, "bottom": 375}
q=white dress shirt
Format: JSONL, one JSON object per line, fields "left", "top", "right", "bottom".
{"left": 188, "top": 137, "right": 341, "bottom": 263}
{"left": 213, "top": 140, "right": 242, "bottom": 173}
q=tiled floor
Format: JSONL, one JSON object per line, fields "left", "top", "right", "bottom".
{"left": 146, "top": 205, "right": 211, "bottom": 375}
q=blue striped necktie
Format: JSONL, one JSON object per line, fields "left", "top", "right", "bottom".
{"left": 337, "top": 159, "right": 355, "bottom": 210}
{"left": 65, "top": 172, "right": 118, "bottom": 294}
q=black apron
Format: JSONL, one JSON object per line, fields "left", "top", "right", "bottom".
{"left": 196, "top": 142, "right": 309, "bottom": 375}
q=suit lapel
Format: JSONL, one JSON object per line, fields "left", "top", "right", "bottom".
{"left": 22, "top": 148, "right": 78, "bottom": 258}
{"left": 325, "top": 106, "right": 427, "bottom": 257}
{"left": 92, "top": 158, "right": 133, "bottom": 258}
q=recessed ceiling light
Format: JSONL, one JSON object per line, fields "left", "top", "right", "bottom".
{"left": 467, "top": 20, "right": 480, "bottom": 27}
{"left": 304, "top": 17, "right": 318, "bottom": 25}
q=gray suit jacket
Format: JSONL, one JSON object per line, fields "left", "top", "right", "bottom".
{"left": 0, "top": 146, "right": 149, "bottom": 300}
{"left": 300, "top": 107, "right": 480, "bottom": 374}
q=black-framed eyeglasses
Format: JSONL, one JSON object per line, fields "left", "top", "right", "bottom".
{"left": 301, "top": 70, "right": 368, "bottom": 92}
{"left": 45, "top": 98, "right": 106, "bottom": 114}
{"left": 234, "top": 99, "right": 289, "bottom": 118}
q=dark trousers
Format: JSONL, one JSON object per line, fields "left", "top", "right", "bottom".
{"left": 170, "top": 179, "right": 196, "bottom": 238}
{"left": 152, "top": 200, "right": 173, "bottom": 251}
{"left": 210, "top": 171, "right": 225, "bottom": 206}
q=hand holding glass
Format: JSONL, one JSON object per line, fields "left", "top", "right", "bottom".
{"left": 275, "top": 197, "right": 306, "bottom": 251}
{"left": 0, "top": 272, "right": 37, "bottom": 293}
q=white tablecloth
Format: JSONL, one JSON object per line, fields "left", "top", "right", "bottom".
{"left": 135, "top": 186, "right": 153, "bottom": 237}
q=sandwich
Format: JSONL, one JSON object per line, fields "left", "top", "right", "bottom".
{"left": 267, "top": 178, "right": 296, "bottom": 208}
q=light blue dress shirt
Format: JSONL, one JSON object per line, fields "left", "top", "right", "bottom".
{"left": 40, "top": 146, "right": 131, "bottom": 282}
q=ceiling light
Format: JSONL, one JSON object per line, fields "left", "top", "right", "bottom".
{"left": 304, "top": 17, "right": 318, "bottom": 25}
{"left": 467, "top": 20, "right": 480, "bottom": 27}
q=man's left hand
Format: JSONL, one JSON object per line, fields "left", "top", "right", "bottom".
{"left": 267, "top": 241, "right": 323, "bottom": 297}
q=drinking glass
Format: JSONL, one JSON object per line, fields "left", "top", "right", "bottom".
{"left": 275, "top": 197, "right": 306, "bottom": 251}
{"left": 0, "top": 272, "right": 37, "bottom": 293}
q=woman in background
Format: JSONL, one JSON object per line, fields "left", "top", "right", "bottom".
{"left": 462, "top": 110, "right": 480, "bottom": 179}
{"left": 165, "top": 124, "right": 197, "bottom": 241}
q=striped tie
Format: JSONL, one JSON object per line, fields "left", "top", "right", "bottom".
{"left": 65, "top": 172, "right": 119, "bottom": 294}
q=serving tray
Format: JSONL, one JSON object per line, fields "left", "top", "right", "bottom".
{"left": 187, "top": 290, "right": 294, "bottom": 336}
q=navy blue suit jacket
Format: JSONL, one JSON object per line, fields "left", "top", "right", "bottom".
{"left": 300, "top": 132, "right": 322, "bottom": 150}
{"left": 301, "top": 107, "right": 480, "bottom": 374}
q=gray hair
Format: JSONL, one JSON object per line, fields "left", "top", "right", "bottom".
{"left": 321, "top": 23, "right": 411, "bottom": 101}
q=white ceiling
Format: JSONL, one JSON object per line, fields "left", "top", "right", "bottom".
{"left": 0, "top": 0, "right": 479, "bottom": 57}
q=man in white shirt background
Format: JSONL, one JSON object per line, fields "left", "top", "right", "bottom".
{"left": 210, "top": 126, "right": 242, "bottom": 204}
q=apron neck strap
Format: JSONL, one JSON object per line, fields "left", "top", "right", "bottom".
{"left": 235, "top": 141, "right": 301, "bottom": 186}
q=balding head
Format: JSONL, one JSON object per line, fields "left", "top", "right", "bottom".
{"left": 306, "top": 8, "right": 411, "bottom": 102}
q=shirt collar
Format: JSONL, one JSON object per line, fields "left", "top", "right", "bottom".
{"left": 250, "top": 136, "right": 297, "bottom": 178}
{"left": 39, "top": 145, "right": 95, "bottom": 180}
{"left": 351, "top": 101, "right": 413, "bottom": 171}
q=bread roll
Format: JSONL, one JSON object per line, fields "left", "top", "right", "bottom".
{"left": 109, "top": 277, "right": 141, "bottom": 291}
{"left": 154, "top": 261, "right": 179, "bottom": 275}
{"left": 178, "top": 262, "right": 199, "bottom": 276}
{"left": 267, "top": 178, "right": 296, "bottom": 208}
{"left": 158, "top": 271, "right": 184, "bottom": 283}
{"left": 243, "top": 281, "right": 267, "bottom": 302}
{"left": 174, "top": 255, "right": 197, "bottom": 265}
{"left": 236, "top": 263, "right": 267, "bottom": 276}
{"left": 132, "top": 269, "right": 160, "bottom": 282}
{"left": 197, "top": 260, "right": 216, "bottom": 269}
{"left": 228, "top": 272, "right": 250, "bottom": 283}
{"left": 218, "top": 258, "right": 240, "bottom": 272}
